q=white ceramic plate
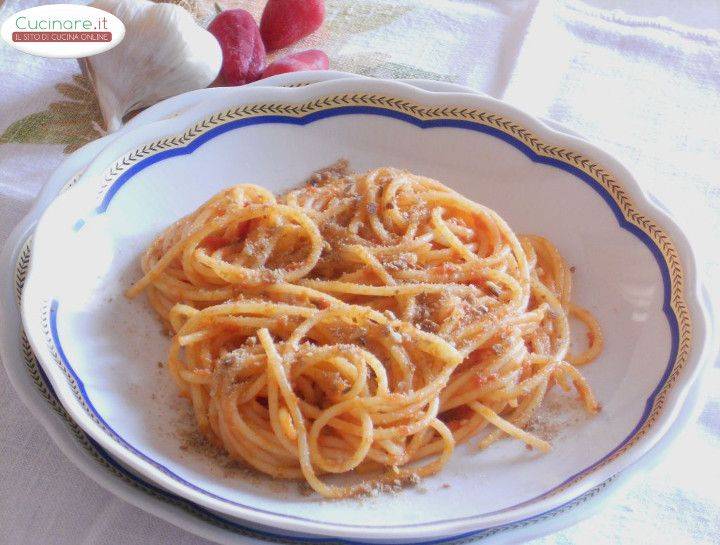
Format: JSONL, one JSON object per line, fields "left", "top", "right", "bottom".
{"left": 7, "top": 74, "right": 698, "bottom": 545}
{"left": 20, "top": 77, "right": 710, "bottom": 542}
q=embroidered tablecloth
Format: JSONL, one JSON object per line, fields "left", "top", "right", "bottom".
{"left": 1, "top": 1, "right": 718, "bottom": 543}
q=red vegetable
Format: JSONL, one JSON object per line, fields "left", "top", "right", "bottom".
{"left": 209, "top": 9, "right": 266, "bottom": 85}
{"left": 260, "top": 0, "right": 325, "bottom": 52}
{"left": 261, "top": 49, "right": 329, "bottom": 79}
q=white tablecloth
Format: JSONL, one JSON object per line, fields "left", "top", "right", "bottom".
{"left": 1, "top": 1, "right": 719, "bottom": 543}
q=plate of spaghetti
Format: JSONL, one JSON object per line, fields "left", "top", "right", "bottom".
{"left": 21, "top": 78, "right": 709, "bottom": 542}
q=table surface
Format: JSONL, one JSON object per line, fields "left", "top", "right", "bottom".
{"left": 1, "top": 1, "right": 719, "bottom": 544}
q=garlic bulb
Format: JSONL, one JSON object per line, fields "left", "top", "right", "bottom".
{"left": 82, "top": 0, "right": 221, "bottom": 132}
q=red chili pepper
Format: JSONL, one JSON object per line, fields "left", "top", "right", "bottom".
{"left": 260, "top": 0, "right": 325, "bottom": 52}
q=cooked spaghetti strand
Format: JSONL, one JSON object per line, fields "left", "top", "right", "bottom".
{"left": 128, "top": 165, "right": 602, "bottom": 498}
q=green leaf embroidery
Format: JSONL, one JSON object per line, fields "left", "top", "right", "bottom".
{"left": 0, "top": 74, "right": 104, "bottom": 154}
{"left": 329, "top": 53, "right": 453, "bottom": 84}
{"left": 363, "top": 61, "right": 454, "bottom": 82}
{"left": 0, "top": 112, "right": 57, "bottom": 144}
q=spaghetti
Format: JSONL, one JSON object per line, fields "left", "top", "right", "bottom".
{"left": 127, "top": 163, "right": 603, "bottom": 498}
